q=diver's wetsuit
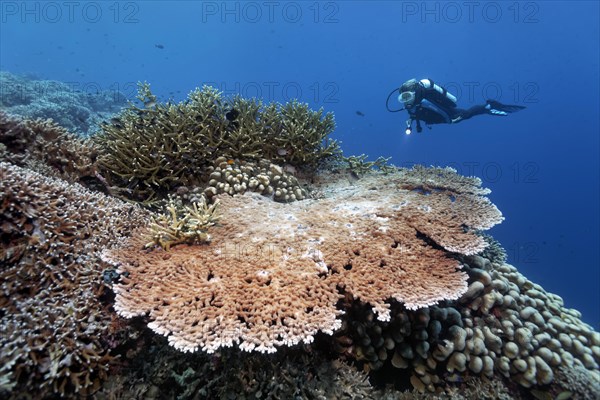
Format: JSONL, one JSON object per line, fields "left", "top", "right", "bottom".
{"left": 400, "top": 79, "right": 525, "bottom": 131}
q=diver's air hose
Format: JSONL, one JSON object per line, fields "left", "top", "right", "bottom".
{"left": 386, "top": 88, "right": 404, "bottom": 112}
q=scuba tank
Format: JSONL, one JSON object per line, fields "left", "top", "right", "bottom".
{"left": 419, "top": 79, "right": 457, "bottom": 104}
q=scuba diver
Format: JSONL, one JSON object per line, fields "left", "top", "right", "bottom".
{"left": 386, "top": 78, "right": 526, "bottom": 134}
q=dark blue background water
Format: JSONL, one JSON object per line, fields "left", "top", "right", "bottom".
{"left": 1, "top": 1, "right": 598, "bottom": 326}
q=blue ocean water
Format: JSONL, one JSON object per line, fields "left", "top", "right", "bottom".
{"left": 1, "top": 1, "right": 598, "bottom": 326}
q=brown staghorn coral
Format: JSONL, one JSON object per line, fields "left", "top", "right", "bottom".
{"left": 0, "top": 162, "right": 149, "bottom": 398}
{"left": 94, "top": 82, "right": 340, "bottom": 203}
{"left": 102, "top": 166, "right": 503, "bottom": 354}
{"left": 0, "top": 111, "right": 101, "bottom": 186}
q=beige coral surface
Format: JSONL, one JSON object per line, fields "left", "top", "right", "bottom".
{"left": 104, "top": 167, "right": 504, "bottom": 354}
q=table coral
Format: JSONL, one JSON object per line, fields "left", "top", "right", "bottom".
{"left": 102, "top": 167, "right": 503, "bottom": 354}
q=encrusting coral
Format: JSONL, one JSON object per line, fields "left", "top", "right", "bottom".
{"left": 0, "top": 162, "right": 149, "bottom": 398}
{"left": 101, "top": 166, "right": 504, "bottom": 354}
{"left": 94, "top": 82, "right": 340, "bottom": 204}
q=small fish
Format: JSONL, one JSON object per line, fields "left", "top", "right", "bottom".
{"left": 144, "top": 100, "right": 156, "bottom": 108}
{"left": 225, "top": 108, "right": 239, "bottom": 121}
{"left": 356, "top": 111, "right": 365, "bottom": 116}
{"left": 155, "top": 44, "right": 164, "bottom": 49}
{"left": 110, "top": 117, "right": 122, "bottom": 125}
{"left": 277, "top": 148, "right": 289, "bottom": 156}
{"left": 283, "top": 164, "right": 297, "bottom": 175}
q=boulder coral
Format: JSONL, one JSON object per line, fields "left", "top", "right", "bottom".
{"left": 333, "top": 241, "right": 600, "bottom": 395}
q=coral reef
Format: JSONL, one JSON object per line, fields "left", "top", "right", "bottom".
{"left": 0, "top": 111, "right": 101, "bottom": 185}
{"left": 93, "top": 82, "right": 340, "bottom": 203}
{"left": 202, "top": 156, "right": 308, "bottom": 202}
{"left": 102, "top": 166, "right": 503, "bottom": 354}
{"left": 145, "top": 197, "right": 220, "bottom": 250}
{"left": 344, "top": 154, "right": 397, "bottom": 177}
{"left": 2, "top": 154, "right": 598, "bottom": 398}
{"left": 0, "top": 71, "right": 127, "bottom": 135}
{"left": 333, "top": 245, "right": 600, "bottom": 396}
{"left": 92, "top": 324, "right": 525, "bottom": 400}
{"left": 1, "top": 74, "right": 598, "bottom": 399}
{"left": 0, "top": 162, "right": 149, "bottom": 398}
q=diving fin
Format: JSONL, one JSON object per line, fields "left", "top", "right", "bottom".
{"left": 485, "top": 100, "right": 526, "bottom": 115}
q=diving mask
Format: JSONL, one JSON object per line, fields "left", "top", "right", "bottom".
{"left": 399, "top": 91, "right": 415, "bottom": 106}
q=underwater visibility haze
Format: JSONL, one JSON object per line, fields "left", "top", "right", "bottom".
{"left": 0, "top": 1, "right": 599, "bottom": 399}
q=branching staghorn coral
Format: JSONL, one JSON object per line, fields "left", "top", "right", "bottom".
{"left": 94, "top": 83, "right": 341, "bottom": 204}
{"left": 145, "top": 198, "right": 221, "bottom": 250}
{"left": 262, "top": 99, "right": 341, "bottom": 167}
{"left": 344, "top": 154, "right": 396, "bottom": 177}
